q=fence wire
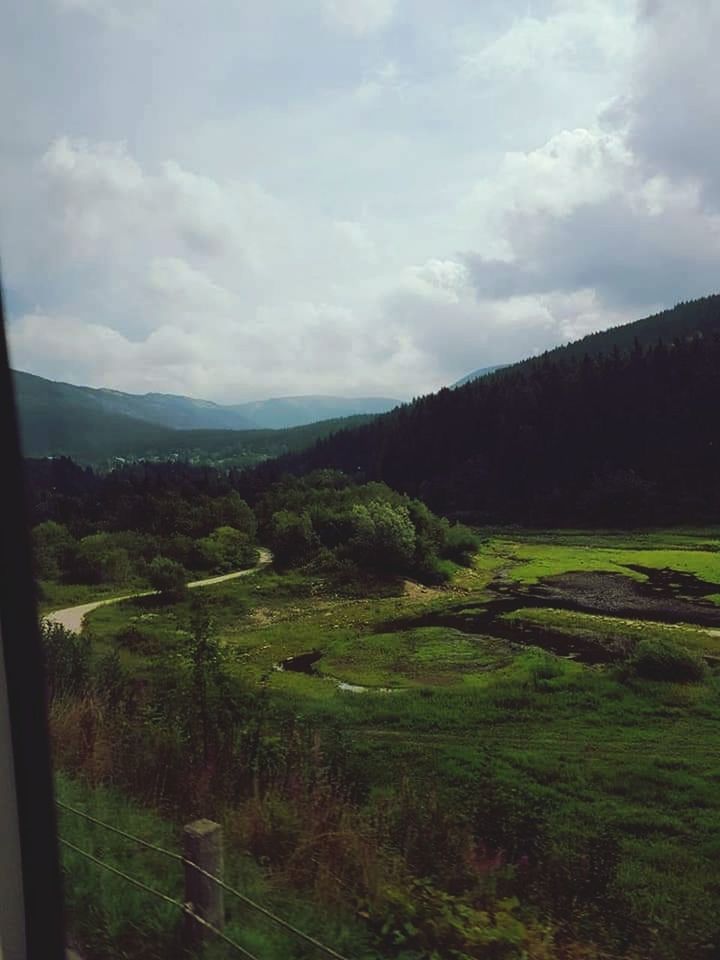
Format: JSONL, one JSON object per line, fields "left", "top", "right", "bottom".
{"left": 59, "top": 837, "right": 260, "bottom": 960}
{"left": 57, "top": 800, "right": 351, "bottom": 960}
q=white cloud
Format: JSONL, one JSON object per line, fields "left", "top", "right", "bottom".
{"left": 52, "top": 0, "right": 153, "bottom": 28}
{"left": 485, "top": 128, "right": 633, "bottom": 218}
{"left": 323, "top": 0, "right": 397, "bottom": 35}
{"left": 3, "top": 0, "right": 720, "bottom": 403}
{"left": 354, "top": 60, "right": 407, "bottom": 104}
{"left": 621, "top": 0, "right": 720, "bottom": 208}
{"left": 459, "top": 0, "right": 634, "bottom": 75}
{"left": 399, "top": 260, "right": 469, "bottom": 304}
{"left": 461, "top": 115, "right": 720, "bottom": 311}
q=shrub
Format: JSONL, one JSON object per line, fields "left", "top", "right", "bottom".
{"left": 412, "top": 556, "right": 453, "bottom": 585}
{"left": 114, "top": 625, "right": 144, "bottom": 650}
{"left": 268, "top": 510, "right": 316, "bottom": 568}
{"left": 194, "top": 525, "right": 258, "bottom": 573}
{"left": 528, "top": 654, "right": 563, "bottom": 688}
{"left": 147, "top": 556, "right": 188, "bottom": 601}
{"left": 441, "top": 523, "right": 480, "bottom": 566}
{"left": 348, "top": 500, "right": 416, "bottom": 573}
{"left": 65, "top": 535, "right": 132, "bottom": 585}
{"left": 630, "top": 637, "right": 706, "bottom": 683}
{"left": 32, "top": 521, "right": 76, "bottom": 580}
{"left": 94, "top": 650, "right": 128, "bottom": 709}
{"left": 40, "top": 621, "right": 92, "bottom": 701}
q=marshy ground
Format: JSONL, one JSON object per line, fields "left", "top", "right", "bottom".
{"left": 55, "top": 528, "right": 720, "bottom": 959}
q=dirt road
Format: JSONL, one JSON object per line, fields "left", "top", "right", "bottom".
{"left": 44, "top": 548, "right": 272, "bottom": 633}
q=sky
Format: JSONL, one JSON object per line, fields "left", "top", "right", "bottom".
{"left": 2, "top": 0, "right": 719, "bottom": 402}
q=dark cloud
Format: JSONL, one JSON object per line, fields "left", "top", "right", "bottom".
{"left": 466, "top": 193, "right": 720, "bottom": 310}
{"left": 624, "top": 1, "right": 720, "bottom": 208}
{"left": 463, "top": 1, "right": 720, "bottom": 319}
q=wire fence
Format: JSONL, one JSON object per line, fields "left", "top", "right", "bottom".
{"left": 59, "top": 836, "right": 261, "bottom": 960}
{"left": 57, "top": 799, "right": 351, "bottom": 960}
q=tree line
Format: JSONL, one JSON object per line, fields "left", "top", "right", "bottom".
{"left": 239, "top": 331, "right": 720, "bottom": 526}
{"left": 28, "top": 461, "right": 260, "bottom": 589}
{"left": 26, "top": 459, "right": 478, "bottom": 589}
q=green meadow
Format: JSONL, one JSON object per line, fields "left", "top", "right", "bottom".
{"left": 55, "top": 530, "right": 720, "bottom": 959}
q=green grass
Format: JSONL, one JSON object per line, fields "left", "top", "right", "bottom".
{"left": 317, "top": 627, "right": 515, "bottom": 687}
{"left": 495, "top": 531, "right": 720, "bottom": 587}
{"left": 56, "top": 773, "right": 377, "bottom": 960}
{"left": 38, "top": 578, "right": 147, "bottom": 617}
{"left": 502, "top": 607, "right": 720, "bottom": 657}
{"left": 60, "top": 528, "right": 720, "bottom": 958}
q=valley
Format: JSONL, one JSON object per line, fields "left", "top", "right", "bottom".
{"left": 45, "top": 528, "right": 720, "bottom": 960}
{"left": 23, "top": 295, "right": 720, "bottom": 959}
{"left": 8, "top": 5, "right": 720, "bottom": 956}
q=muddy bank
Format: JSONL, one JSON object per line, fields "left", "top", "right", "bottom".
{"left": 516, "top": 567, "right": 720, "bottom": 627}
{"left": 276, "top": 651, "right": 397, "bottom": 692}
{"left": 278, "top": 650, "right": 323, "bottom": 674}
{"left": 379, "top": 566, "right": 720, "bottom": 665}
{"left": 277, "top": 567, "right": 720, "bottom": 679}
{"left": 379, "top": 605, "right": 622, "bottom": 664}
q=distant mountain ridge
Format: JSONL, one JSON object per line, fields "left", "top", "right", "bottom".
{"left": 90, "top": 385, "right": 256, "bottom": 430}
{"left": 229, "top": 395, "right": 399, "bottom": 429}
{"left": 14, "top": 371, "right": 400, "bottom": 432}
{"left": 452, "top": 364, "right": 510, "bottom": 388}
{"left": 12, "top": 369, "right": 399, "bottom": 464}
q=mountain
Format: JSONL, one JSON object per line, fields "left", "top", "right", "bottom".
{"left": 13, "top": 371, "right": 179, "bottom": 460}
{"left": 12, "top": 369, "right": 382, "bottom": 465}
{"left": 229, "top": 395, "right": 399, "bottom": 429}
{"left": 92, "top": 387, "right": 256, "bottom": 430}
{"left": 452, "top": 364, "right": 509, "bottom": 388}
{"left": 13, "top": 370, "right": 400, "bottom": 432}
{"left": 239, "top": 295, "right": 720, "bottom": 525}
{"left": 452, "top": 294, "right": 720, "bottom": 388}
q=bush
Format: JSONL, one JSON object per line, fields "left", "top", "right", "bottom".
{"left": 94, "top": 650, "right": 128, "bottom": 709}
{"left": 630, "top": 637, "right": 706, "bottom": 683}
{"left": 528, "top": 654, "right": 563, "bottom": 688}
{"left": 147, "top": 556, "right": 188, "bottom": 601}
{"left": 441, "top": 523, "right": 480, "bottom": 566}
{"left": 32, "top": 521, "right": 76, "bottom": 580}
{"left": 40, "top": 621, "right": 91, "bottom": 700}
{"left": 194, "top": 526, "right": 259, "bottom": 573}
{"left": 412, "top": 556, "right": 453, "bottom": 585}
{"left": 348, "top": 500, "right": 416, "bottom": 573}
{"left": 65, "top": 535, "right": 132, "bottom": 585}
{"left": 114, "top": 624, "right": 173, "bottom": 657}
{"left": 163, "top": 534, "right": 197, "bottom": 569}
{"left": 268, "top": 510, "right": 316, "bottom": 568}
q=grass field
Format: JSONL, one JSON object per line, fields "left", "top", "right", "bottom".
{"left": 57, "top": 529, "right": 720, "bottom": 958}
{"left": 57, "top": 774, "right": 373, "bottom": 960}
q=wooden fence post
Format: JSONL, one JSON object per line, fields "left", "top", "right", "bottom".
{"left": 183, "top": 818, "right": 224, "bottom": 946}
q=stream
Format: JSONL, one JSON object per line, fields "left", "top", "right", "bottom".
{"left": 274, "top": 651, "right": 397, "bottom": 693}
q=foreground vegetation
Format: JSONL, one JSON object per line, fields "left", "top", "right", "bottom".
{"left": 42, "top": 520, "right": 720, "bottom": 960}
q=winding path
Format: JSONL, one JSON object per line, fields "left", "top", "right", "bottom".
{"left": 45, "top": 548, "right": 273, "bottom": 634}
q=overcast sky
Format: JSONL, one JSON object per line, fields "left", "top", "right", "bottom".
{"left": 2, "top": 0, "right": 718, "bottom": 402}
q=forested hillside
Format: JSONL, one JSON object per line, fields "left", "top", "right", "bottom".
{"left": 13, "top": 369, "right": 398, "bottom": 458}
{"left": 240, "top": 297, "right": 720, "bottom": 525}
{"left": 15, "top": 368, "right": 378, "bottom": 467}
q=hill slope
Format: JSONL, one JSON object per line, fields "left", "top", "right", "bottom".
{"left": 240, "top": 296, "right": 720, "bottom": 525}
{"left": 13, "top": 371, "right": 180, "bottom": 460}
{"left": 13, "top": 370, "right": 400, "bottom": 433}
{"left": 230, "top": 395, "right": 399, "bottom": 429}
{"left": 13, "top": 370, "right": 256, "bottom": 431}
{"left": 452, "top": 364, "right": 509, "bottom": 387}
{"left": 12, "top": 369, "right": 380, "bottom": 465}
